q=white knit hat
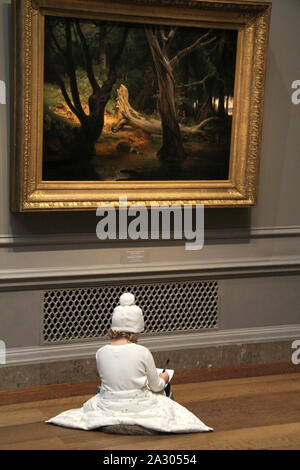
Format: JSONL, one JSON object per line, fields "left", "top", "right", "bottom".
{"left": 111, "top": 292, "right": 144, "bottom": 333}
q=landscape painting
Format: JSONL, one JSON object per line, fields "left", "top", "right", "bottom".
{"left": 43, "top": 16, "right": 237, "bottom": 182}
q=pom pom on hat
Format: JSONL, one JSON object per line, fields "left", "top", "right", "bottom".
{"left": 119, "top": 292, "right": 135, "bottom": 306}
{"left": 111, "top": 292, "right": 144, "bottom": 333}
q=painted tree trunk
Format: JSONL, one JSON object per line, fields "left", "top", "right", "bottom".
{"left": 145, "top": 29, "right": 186, "bottom": 161}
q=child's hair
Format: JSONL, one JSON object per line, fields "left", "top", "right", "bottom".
{"left": 108, "top": 329, "right": 139, "bottom": 343}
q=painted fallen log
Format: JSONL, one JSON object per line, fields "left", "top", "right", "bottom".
{"left": 111, "top": 85, "right": 221, "bottom": 139}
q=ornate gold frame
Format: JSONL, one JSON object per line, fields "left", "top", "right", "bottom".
{"left": 10, "top": 0, "right": 272, "bottom": 211}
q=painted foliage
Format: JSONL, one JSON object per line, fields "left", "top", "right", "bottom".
{"left": 43, "top": 16, "right": 237, "bottom": 181}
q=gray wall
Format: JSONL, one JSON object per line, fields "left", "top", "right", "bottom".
{"left": 0, "top": 0, "right": 300, "bottom": 359}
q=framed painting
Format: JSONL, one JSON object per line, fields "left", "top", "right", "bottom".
{"left": 10, "top": 0, "right": 272, "bottom": 211}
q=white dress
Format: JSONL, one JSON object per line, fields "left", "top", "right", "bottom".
{"left": 46, "top": 343, "right": 213, "bottom": 434}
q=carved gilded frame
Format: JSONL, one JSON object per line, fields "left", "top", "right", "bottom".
{"left": 10, "top": 0, "right": 272, "bottom": 211}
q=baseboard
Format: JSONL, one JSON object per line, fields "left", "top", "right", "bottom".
{"left": 0, "top": 361, "right": 299, "bottom": 406}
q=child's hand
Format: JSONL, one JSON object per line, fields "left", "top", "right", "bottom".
{"left": 159, "top": 371, "right": 169, "bottom": 384}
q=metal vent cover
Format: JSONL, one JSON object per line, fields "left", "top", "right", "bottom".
{"left": 41, "top": 280, "right": 219, "bottom": 344}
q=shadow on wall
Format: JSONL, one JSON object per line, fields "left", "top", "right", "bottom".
{"left": 7, "top": 207, "right": 252, "bottom": 254}
{"left": 252, "top": 13, "right": 296, "bottom": 227}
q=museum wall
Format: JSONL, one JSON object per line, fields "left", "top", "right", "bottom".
{"left": 0, "top": 0, "right": 299, "bottom": 384}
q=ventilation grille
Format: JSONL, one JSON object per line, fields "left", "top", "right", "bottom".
{"left": 41, "top": 280, "right": 218, "bottom": 344}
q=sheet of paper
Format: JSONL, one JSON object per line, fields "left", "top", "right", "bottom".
{"left": 156, "top": 368, "right": 174, "bottom": 384}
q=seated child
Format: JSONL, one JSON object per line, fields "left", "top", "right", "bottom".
{"left": 46, "top": 292, "right": 213, "bottom": 434}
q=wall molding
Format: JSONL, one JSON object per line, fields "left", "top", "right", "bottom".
{"left": 0, "top": 255, "right": 300, "bottom": 291}
{"left": 1, "top": 225, "right": 300, "bottom": 248}
{"left": 1, "top": 225, "right": 299, "bottom": 290}
{"left": 3, "top": 324, "right": 300, "bottom": 366}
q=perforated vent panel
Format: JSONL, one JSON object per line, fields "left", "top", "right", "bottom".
{"left": 42, "top": 280, "right": 218, "bottom": 344}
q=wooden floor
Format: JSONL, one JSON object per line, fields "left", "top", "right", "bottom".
{"left": 0, "top": 373, "right": 300, "bottom": 450}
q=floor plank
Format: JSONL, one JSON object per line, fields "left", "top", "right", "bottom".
{"left": 0, "top": 437, "right": 65, "bottom": 450}
{"left": 1, "top": 362, "right": 299, "bottom": 406}
{"left": 0, "top": 373, "right": 299, "bottom": 450}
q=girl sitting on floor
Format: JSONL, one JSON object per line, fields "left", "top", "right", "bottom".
{"left": 46, "top": 292, "right": 213, "bottom": 434}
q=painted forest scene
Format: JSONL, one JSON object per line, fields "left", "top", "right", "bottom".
{"left": 43, "top": 16, "right": 237, "bottom": 181}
